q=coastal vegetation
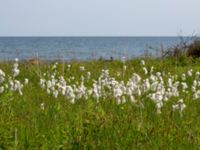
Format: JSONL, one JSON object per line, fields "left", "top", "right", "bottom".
{"left": 1, "top": 55, "right": 200, "bottom": 149}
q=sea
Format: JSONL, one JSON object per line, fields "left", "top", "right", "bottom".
{"left": 0, "top": 37, "right": 190, "bottom": 61}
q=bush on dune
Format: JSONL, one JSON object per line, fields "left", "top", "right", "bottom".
{"left": 187, "top": 40, "right": 200, "bottom": 58}
{"left": 163, "top": 37, "right": 200, "bottom": 59}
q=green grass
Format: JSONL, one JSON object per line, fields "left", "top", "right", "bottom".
{"left": 1, "top": 58, "right": 200, "bottom": 149}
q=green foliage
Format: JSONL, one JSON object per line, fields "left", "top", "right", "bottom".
{"left": 187, "top": 40, "right": 200, "bottom": 58}
{"left": 163, "top": 38, "right": 200, "bottom": 59}
{"left": 0, "top": 59, "right": 200, "bottom": 149}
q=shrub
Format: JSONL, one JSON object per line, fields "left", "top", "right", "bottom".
{"left": 163, "top": 37, "right": 200, "bottom": 59}
{"left": 187, "top": 40, "right": 200, "bottom": 58}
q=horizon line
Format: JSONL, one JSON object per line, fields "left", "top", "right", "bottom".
{"left": 0, "top": 35, "right": 195, "bottom": 38}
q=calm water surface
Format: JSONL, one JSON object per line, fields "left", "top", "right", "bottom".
{"left": 0, "top": 37, "right": 185, "bottom": 60}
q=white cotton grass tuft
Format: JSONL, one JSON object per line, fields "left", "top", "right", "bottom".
{"left": 193, "top": 90, "right": 200, "bottom": 100}
{"left": 79, "top": 66, "right": 85, "bottom": 71}
{"left": 172, "top": 99, "right": 186, "bottom": 116}
{"left": 12, "top": 60, "right": 20, "bottom": 77}
{"left": 40, "top": 103, "right": 45, "bottom": 110}
{"left": 0, "top": 86, "right": 4, "bottom": 93}
{"left": 24, "top": 59, "right": 200, "bottom": 116}
{"left": 0, "top": 69, "right": 5, "bottom": 84}
{"left": 187, "top": 69, "right": 193, "bottom": 77}
{"left": 140, "top": 60, "right": 145, "bottom": 66}
{"left": 24, "top": 78, "right": 29, "bottom": 85}
{"left": 143, "top": 67, "right": 148, "bottom": 75}
{"left": 0, "top": 58, "right": 28, "bottom": 96}
{"left": 87, "top": 72, "right": 91, "bottom": 80}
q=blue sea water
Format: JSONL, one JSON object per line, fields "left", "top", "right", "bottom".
{"left": 0, "top": 37, "right": 186, "bottom": 61}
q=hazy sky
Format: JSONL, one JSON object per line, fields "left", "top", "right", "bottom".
{"left": 0, "top": 0, "right": 200, "bottom": 36}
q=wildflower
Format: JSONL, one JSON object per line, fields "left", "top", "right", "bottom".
{"left": 0, "top": 69, "right": 5, "bottom": 83}
{"left": 193, "top": 90, "right": 200, "bottom": 100}
{"left": 168, "top": 78, "right": 173, "bottom": 87}
{"left": 9, "top": 80, "right": 23, "bottom": 95}
{"left": 150, "top": 66, "right": 154, "bottom": 74}
{"left": 71, "top": 76, "right": 75, "bottom": 80}
{"left": 156, "top": 101, "right": 163, "bottom": 114}
{"left": 121, "top": 96, "right": 126, "bottom": 104}
{"left": 172, "top": 99, "right": 186, "bottom": 115}
{"left": 116, "top": 72, "right": 121, "bottom": 77}
{"left": 12, "top": 62, "right": 20, "bottom": 77}
{"left": 0, "top": 69, "right": 5, "bottom": 77}
{"left": 187, "top": 69, "right": 193, "bottom": 77}
{"left": 116, "top": 97, "right": 121, "bottom": 105}
{"left": 67, "top": 64, "right": 71, "bottom": 68}
{"left": 65, "top": 85, "right": 75, "bottom": 103}
{"left": 81, "top": 76, "right": 85, "bottom": 82}
{"left": 150, "top": 74, "right": 157, "bottom": 82}
{"left": 193, "top": 80, "right": 197, "bottom": 87}
{"left": 79, "top": 66, "right": 85, "bottom": 71}
{"left": 181, "top": 82, "right": 188, "bottom": 92}
{"left": 195, "top": 71, "right": 200, "bottom": 79}
{"left": 113, "top": 86, "right": 123, "bottom": 98}
{"left": 181, "top": 73, "right": 186, "bottom": 81}
{"left": 47, "top": 88, "right": 50, "bottom": 94}
{"left": 52, "top": 62, "right": 58, "bottom": 70}
{"left": 40, "top": 79, "right": 46, "bottom": 89}
{"left": 143, "top": 67, "right": 148, "bottom": 75}
{"left": 136, "top": 87, "right": 141, "bottom": 96}
{"left": 140, "top": 60, "right": 145, "bottom": 66}
{"left": 191, "top": 86, "right": 196, "bottom": 92}
{"left": 24, "top": 78, "right": 29, "bottom": 85}
{"left": 87, "top": 72, "right": 91, "bottom": 80}
{"left": 130, "top": 95, "right": 137, "bottom": 103}
{"left": 131, "top": 73, "right": 141, "bottom": 83}
{"left": 53, "top": 90, "right": 58, "bottom": 98}
{"left": 40, "top": 103, "right": 45, "bottom": 110}
{"left": 155, "top": 92, "right": 163, "bottom": 102}
{"left": 0, "top": 86, "right": 4, "bottom": 93}
{"left": 143, "top": 79, "right": 150, "bottom": 92}
{"left": 156, "top": 72, "right": 161, "bottom": 77}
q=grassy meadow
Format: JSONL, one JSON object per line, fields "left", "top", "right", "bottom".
{"left": 1, "top": 57, "right": 200, "bottom": 149}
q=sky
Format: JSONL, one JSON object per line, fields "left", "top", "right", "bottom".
{"left": 0, "top": 0, "right": 200, "bottom": 36}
